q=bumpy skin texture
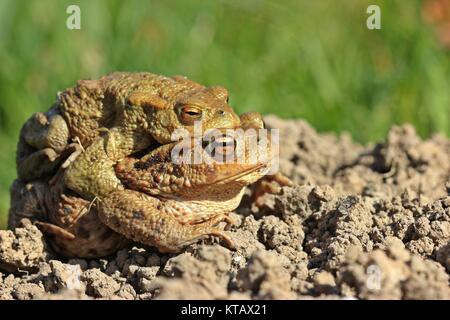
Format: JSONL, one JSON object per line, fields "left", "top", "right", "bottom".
{"left": 16, "top": 110, "right": 71, "bottom": 181}
{"left": 16, "top": 72, "right": 241, "bottom": 199}
{"left": 10, "top": 126, "right": 273, "bottom": 257}
{"left": 102, "top": 129, "right": 274, "bottom": 253}
{"left": 10, "top": 72, "right": 278, "bottom": 257}
{"left": 9, "top": 178, "right": 129, "bottom": 258}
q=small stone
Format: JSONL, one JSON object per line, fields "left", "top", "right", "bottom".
{"left": 138, "top": 278, "right": 155, "bottom": 293}
{"left": 50, "top": 260, "right": 84, "bottom": 290}
{"left": 313, "top": 271, "right": 336, "bottom": 287}
{"left": 12, "top": 283, "right": 45, "bottom": 300}
{"left": 414, "top": 217, "right": 430, "bottom": 237}
{"left": 82, "top": 269, "right": 120, "bottom": 298}
{"left": 136, "top": 266, "right": 159, "bottom": 280}
{"left": 116, "top": 283, "right": 136, "bottom": 300}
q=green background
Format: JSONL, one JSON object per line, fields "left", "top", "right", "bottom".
{"left": 0, "top": 0, "right": 449, "bottom": 228}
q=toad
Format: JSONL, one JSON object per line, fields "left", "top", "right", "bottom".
{"left": 16, "top": 72, "right": 242, "bottom": 200}
{"left": 10, "top": 126, "right": 276, "bottom": 257}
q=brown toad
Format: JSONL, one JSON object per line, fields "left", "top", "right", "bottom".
{"left": 10, "top": 126, "right": 276, "bottom": 257}
{"left": 16, "top": 72, "right": 241, "bottom": 200}
{"left": 11, "top": 72, "right": 288, "bottom": 257}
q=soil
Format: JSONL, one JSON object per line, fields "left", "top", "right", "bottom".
{"left": 1, "top": 115, "right": 449, "bottom": 300}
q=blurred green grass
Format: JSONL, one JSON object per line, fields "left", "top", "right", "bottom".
{"left": 0, "top": 0, "right": 449, "bottom": 228}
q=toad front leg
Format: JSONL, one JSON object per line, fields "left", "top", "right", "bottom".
{"left": 97, "top": 189, "right": 235, "bottom": 253}
{"left": 16, "top": 112, "right": 70, "bottom": 181}
{"left": 64, "top": 130, "right": 123, "bottom": 199}
{"left": 64, "top": 126, "right": 153, "bottom": 199}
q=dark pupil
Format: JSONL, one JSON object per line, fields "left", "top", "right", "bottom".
{"left": 186, "top": 110, "right": 199, "bottom": 116}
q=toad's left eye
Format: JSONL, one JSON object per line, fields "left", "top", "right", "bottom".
{"left": 178, "top": 106, "right": 203, "bottom": 125}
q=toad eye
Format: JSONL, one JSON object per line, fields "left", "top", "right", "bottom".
{"left": 178, "top": 106, "right": 203, "bottom": 125}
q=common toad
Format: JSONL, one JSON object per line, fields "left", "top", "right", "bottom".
{"left": 10, "top": 126, "right": 275, "bottom": 257}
